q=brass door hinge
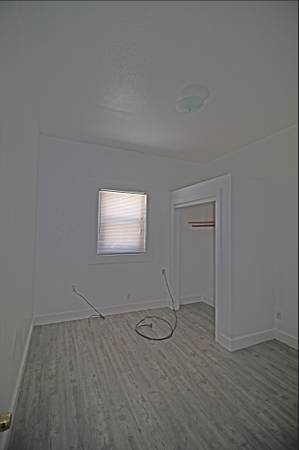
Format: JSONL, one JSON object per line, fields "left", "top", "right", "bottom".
{"left": 0, "top": 413, "right": 12, "bottom": 432}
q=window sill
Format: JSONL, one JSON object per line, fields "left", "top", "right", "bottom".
{"left": 88, "top": 252, "right": 153, "bottom": 265}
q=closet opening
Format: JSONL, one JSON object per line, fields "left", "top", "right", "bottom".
{"left": 177, "top": 201, "right": 216, "bottom": 339}
{"left": 170, "top": 175, "right": 231, "bottom": 347}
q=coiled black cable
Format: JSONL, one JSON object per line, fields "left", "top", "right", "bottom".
{"left": 135, "top": 270, "right": 177, "bottom": 341}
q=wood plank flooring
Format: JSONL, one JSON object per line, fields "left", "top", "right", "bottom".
{"left": 9, "top": 303, "right": 298, "bottom": 449}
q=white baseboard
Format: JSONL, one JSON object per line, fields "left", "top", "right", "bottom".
{"left": 230, "top": 329, "right": 276, "bottom": 351}
{"left": 275, "top": 329, "right": 298, "bottom": 350}
{"left": 103, "top": 299, "right": 169, "bottom": 316}
{"left": 180, "top": 296, "right": 201, "bottom": 305}
{"left": 218, "top": 328, "right": 298, "bottom": 352}
{"left": 2, "top": 321, "right": 34, "bottom": 450}
{"left": 180, "top": 296, "right": 215, "bottom": 307}
{"left": 216, "top": 333, "right": 232, "bottom": 351}
{"left": 34, "top": 299, "right": 169, "bottom": 326}
{"left": 201, "top": 296, "right": 215, "bottom": 307}
{"left": 217, "top": 329, "right": 276, "bottom": 352}
{"left": 34, "top": 309, "right": 95, "bottom": 325}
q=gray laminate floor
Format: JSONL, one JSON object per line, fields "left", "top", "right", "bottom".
{"left": 9, "top": 303, "right": 298, "bottom": 450}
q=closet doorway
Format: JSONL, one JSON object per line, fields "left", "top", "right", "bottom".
{"left": 170, "top": 175, "right": 231, "bottom": 346}
{"left": 178, "top": 202, "right": 215, "bottom": 337}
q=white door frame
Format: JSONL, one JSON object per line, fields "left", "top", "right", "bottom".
{"left": 170, "top": 174, "right": 232, "bottom": 345}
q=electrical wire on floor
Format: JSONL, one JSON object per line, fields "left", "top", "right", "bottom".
{"left": 135, "top": 269, "right": 178, "bottom": 341}
{"left": 72, "top": 286, "right": 105, "bottom": 321}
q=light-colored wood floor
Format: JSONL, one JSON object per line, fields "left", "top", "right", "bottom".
{"left": 9, "top": 303, "right": 298, "bottom": 450}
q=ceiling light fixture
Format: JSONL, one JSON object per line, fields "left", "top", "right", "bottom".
{"left": 176, "top": 84, "right": 210, "bottom": 113}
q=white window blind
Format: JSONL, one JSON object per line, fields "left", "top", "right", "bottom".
{"left": 97, "top": 190, "right": 147, "bottom": 254}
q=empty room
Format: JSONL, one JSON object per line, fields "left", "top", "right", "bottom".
{"left": 0, "top": 1, "right": 298, "bottom": 449}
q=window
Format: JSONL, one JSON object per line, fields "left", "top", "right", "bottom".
{"left": 97, "top": 190, "right": 147, "bottom": 255}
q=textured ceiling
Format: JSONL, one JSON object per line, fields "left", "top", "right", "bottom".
{"left": 17, "top": 1, "right": 297, "bottom": 162}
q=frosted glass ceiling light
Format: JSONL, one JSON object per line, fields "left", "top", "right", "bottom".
{"left": 176, "top": 84, "right": 210, "bottom": 113}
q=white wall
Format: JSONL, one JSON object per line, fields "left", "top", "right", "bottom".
{"left": 179, "top": 204, "right": 215, "bottom": 305}
{"left": 187, "top": 126, "right": 297, "bottom": 183}
{"left": 34, "top": 135, "right": 207, "bottom": 322}
{"left": 36, "top": 126, "right": 297, "bottom": 347}
{"left": 182, "top": 126, "right": 298, "bottom": 343}
{"left": 0, "top": 6, "right": 39, "bottom": 449}
{"left": 274, "top": 180, "right": 298, "bottom": 341}
{"left": 230, "top": 176, "right": 277, "bottom": 338}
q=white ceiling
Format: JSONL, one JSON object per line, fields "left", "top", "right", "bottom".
{"left": 17, "top": 1, "right": 297, "bottom": 162}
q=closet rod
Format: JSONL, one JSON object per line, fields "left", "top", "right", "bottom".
{"left": 191, "top": 224, "right": 215, "bottom": 228}
{"left": 188, "top": 221, "right": 215, "bottom": 224}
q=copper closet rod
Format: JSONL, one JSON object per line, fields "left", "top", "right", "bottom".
{"left": 188, "top": 220, "right": 215, "bottom": 228}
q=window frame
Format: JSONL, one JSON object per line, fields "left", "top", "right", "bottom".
{"left": 88, "top": 185, "right": 152, "bottom": 265}
{"left": 96, "top": 188, "right": 148, "bottom": 256}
